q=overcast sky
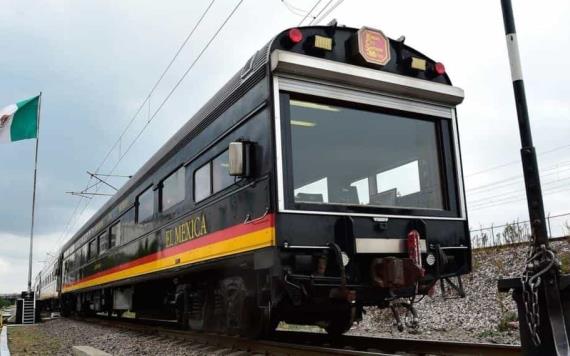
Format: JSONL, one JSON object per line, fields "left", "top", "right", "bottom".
{"left": 1, "top": 0, "right": 569, "bottom": 293}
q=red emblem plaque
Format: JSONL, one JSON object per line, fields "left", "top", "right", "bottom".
{"left": 357, "top": 27, "right": 391, "bottom": 66}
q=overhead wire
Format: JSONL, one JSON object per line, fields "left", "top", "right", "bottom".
{"left": 466, "top": 161, "right": 570, "bottom": 195}
{"left": 468, "top": 175, "right": 570, "bottom": 206}
{"left": 281, "top": 0, "right": 308, "bottom": 17}
{"left": 465, "top": 143, "right": 570, "bottom": 177}
{"left": 62, "top": 0, "right": 245, "bottom": 243}
{"left": 469, "top": 185, "right": 570, "bottom": 211}
{"left": 312, "top": 0, "right": 344, "bottom": 25}
{"left": 297, "top": 0, "right": 323, "bottom": 26}
{"left": 307, "top": 0, "right": 333, "bottom": 26}
{"left": 465, "top": 160, "right": 570, "bottom": 212}
{"left": 56, "top": 0, "right": 217, "bottom": 250}
{"left": 108, "top": 0, "right": 245, "bottom": 175}
{"left": 92, "top": 0, "right": 217, "bottom": 179}
{"left": 465, "top": 152, "right": 570, "bottom": 213}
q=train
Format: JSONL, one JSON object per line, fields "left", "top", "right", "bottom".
{"left": 35, "top": 24, "right": 469, "bottom": 337}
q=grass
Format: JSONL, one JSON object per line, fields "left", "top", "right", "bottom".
{"left": 478, "top": 329, "right": 502, "bottom": 339}
{"left": 559, "top": 250, "right": 570, "bottom": 274}
{"left": 7, "top": 325, "right": 61, "bottom": 355}
{"left": 498, "top": 311, "right": 518, "bottom": 332}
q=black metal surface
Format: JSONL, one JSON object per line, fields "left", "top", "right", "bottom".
{"left": 500, "top": 0, "right": 517, "bottom": 34}
{"left": 271, "top": 27, "right": 452, "bottom": 86}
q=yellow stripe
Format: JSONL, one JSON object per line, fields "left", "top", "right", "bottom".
{"left": 63, "top": 227, "right": 275, "bottom": 293}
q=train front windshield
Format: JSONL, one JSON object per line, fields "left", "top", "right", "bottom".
{"left": 287, "top": 97, "right": 447, "bottom": 211}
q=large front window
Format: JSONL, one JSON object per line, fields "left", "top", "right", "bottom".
{"left": 286, "top": 96, "right": 447, "bottom": 211}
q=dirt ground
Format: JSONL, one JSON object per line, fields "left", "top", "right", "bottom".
{"left": 7, "top": 325, "right": 61, "bottom": 356}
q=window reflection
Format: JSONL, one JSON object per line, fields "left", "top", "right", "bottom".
{"left": 213, "top": 150, "right": 233, "bottom": 193}
{"left": 289, "top": 98, "right": 444, "bottom": 210}
{"left": 137, "top": 187, "right": 154, "bottom": 222}
{"left": 162, "top": 166, "right": 185, "bottom": 211}
{"left": 194, "top": 163, "right": 211, "bottom": 202}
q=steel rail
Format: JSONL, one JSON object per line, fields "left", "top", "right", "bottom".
{"left": 271, "top": 331, "right": 521, "bottom": 356}
{"left": 68, "top": 316, "right": 521, "bottom": 355}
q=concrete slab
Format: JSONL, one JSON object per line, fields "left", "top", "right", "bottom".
{"left": 72, "top": 345, "right": 111, "bottom": 356}
{"left": 0, "top": 326, "right": 10, "bottom": 356}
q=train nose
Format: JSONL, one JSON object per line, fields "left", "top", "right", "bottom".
{"left": 370, "top": 257, "right": 424, "bottom": 289}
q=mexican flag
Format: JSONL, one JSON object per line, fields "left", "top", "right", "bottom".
{"left": 0, "top": 95, "right": 40, "bottom": 144}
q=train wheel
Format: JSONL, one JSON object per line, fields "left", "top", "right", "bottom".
{"left": 324, "top": 304, "right": 355, "bottom": 337}
{"left": 187, "top": 289, "right": 208, "bottom": 331}
{"left": 239, "top": 298, "right": 275, "bottom": 338}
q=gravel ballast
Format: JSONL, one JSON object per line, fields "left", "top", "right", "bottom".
{"left": 8, "top": 319, "right": 235, "bottom": 356}
{"left": 352, "top": 239, "right": 569, "bottom": 344}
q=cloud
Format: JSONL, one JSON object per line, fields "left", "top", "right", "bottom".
{"left": 0, "top": 258, "right": 9, "bottom": 275}
{"left": 0, "top": 231, "right": 63, "bottom": 293}
{"left": 0, "top": 205, "right": 96, "bottom": 293}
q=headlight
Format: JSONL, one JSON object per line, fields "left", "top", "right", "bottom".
{"left": 341, "top": 252, "right": 350, "bottom": 266}
{"left": 426, "top": 253, "right": 436, "bottom": 266}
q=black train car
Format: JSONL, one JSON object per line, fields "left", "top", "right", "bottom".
{"left": 56, "top": 25, "right": 469, "bottom": 336}
{"left": 34, "top": 254, "right": 63, "bottom": 320}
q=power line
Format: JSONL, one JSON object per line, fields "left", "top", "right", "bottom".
{"left": 109, "top": 0, "right": 245, "bottom": 175}
{"left": 468, "top": 176, "right": 570, "bottom": 206}
{"left": 281, "top": 0, "right": 308, "bottom": 17}
{"left": 298, "top": 0, "right": 323, "bottom": 26}
{"left": 93, "top": 0, "right": 217, "bottom": 177}
{"left": 56, "top": 0, "right": 218, "bottom": 250}
{"left": 307, "top": 0, "right": 333, "bottom": 26}
{"left": 62, "top": 0, "right": 246, "bottom": 244}
{"left": 465, "top": 143, "right": 570, "bottom": 177}
{"left": 466, "top": 161, "right": 570, "bottom": 195}
{"left": 312, "top": 0, "right": 344, "bottom": 25}
{"left": 469, "top": 184, "right": 570, "bottom": 211}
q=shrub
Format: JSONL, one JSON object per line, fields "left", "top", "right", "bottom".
{"left": 498, "top": 311, "right": 518, "bottom": 331}
{"left": 559, "top": 250, "right": 570, "bottom": 274}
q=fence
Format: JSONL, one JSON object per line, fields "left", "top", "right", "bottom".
{"left": 469, "top": 212, "right": 570, "bottom": 249}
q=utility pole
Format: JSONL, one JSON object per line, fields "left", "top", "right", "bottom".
{"left": 497, "top": 1, "right": 569, "bottom": 355}
{"left": 27, "top": 92, "right": 42, "bottom": 293}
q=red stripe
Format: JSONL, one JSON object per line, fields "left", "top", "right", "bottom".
{"left": 64, "top": 213, "right": 274, "bottom": 289}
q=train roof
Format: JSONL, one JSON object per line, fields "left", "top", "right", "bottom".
{"left": 62, "top": 25, "right": 458, "bottom": 253}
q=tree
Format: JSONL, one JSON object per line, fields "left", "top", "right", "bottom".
{"left": 502, "top": 221, "right": 524, "bottom": 244}
{"left": 0, "top": 297, "right": 12, "bottom": 308}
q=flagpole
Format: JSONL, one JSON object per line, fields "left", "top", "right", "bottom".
{"left": 27, "top": 92, "right": 41, "bottom": 293}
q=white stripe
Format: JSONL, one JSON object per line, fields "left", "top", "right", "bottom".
{"left": 0, "top": 104, "right": 18, "bottom": 144}
{"left": 506, "top": 33, "right": 523, "bottom": 82}
{"left": 1, "top": 326, "right": 10, "bottom": 356}
{"left": 355, "top": 238, "right": 427, "bottom": 254}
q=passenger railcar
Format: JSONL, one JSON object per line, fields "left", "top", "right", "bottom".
{"left": 34, "top": 255, "right": 61, "bottom": 313}
{"left": 40, "top": 24, "right": 469, "bottom": 336}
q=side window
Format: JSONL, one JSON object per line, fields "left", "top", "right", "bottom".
{"left": 194, "top": 163, "right": 211, "bottom": 202}
{"left": 109, "top": 222, "right": 121, "bottom": 248}
{"left": 213, "top": 150, "right": 233, "bottom": 193}
{"left": 161, "top": 166, "right": 185, "bottom": 211}
{"left": 99, "top": 232, "right": 108, "bottom": 254}
{"left": 88, "top": 239, "right": 98, "bottom": 260}
{"left": 136, "top": 187, "right": 154, "bottom": 223}
{"left": 81, "top": 244, "right": 88, "bottom": 264}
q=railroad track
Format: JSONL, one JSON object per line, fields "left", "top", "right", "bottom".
{"left": 71, "top": 317, "right": 521, "bottom": 355}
